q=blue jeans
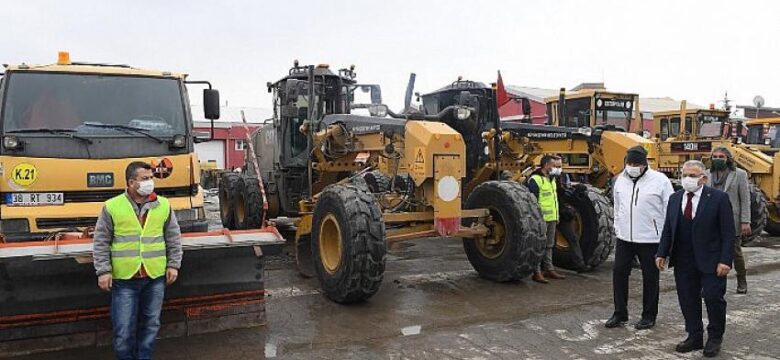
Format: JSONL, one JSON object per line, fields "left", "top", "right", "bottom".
{"left": 111, "top": 276, "right": 165, "bottom": 360}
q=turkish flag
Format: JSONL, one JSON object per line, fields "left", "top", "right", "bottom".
{"left": 496, "top": 70, "right": 509, "bottom": 107}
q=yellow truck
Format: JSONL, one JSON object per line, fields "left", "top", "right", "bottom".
{"left": 0, "top": 52, "right": 282, "bottom": 355}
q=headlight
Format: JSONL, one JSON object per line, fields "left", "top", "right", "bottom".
{"left": 484, "top": 145, "right": 490, "bottom": 155}
{"left": 0, "top": 219, "right": 30, "bottom": 233}
{"left": 456, "top": 107, "right": 472, "bottom": 120}
{"left": 368, "top": 104, "right": 388, "bottom": 118}
{"left": 3, "top": 136, "right": 21, "bottom": 150}
{"left": 171, "top": 134, "right": 186, "bottom": 148}
{"left": 437, "top": 176, "right": 460, "bottom": 202}
{"left": 577, "top": 127, "right": 592, "bottom": 136}
{"left": 765, "top": 138, "right": 771, "bottom": 145}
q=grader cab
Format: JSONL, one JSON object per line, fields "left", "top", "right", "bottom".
{"left": 219, "top": 63, "right": 547, "bottom": 303}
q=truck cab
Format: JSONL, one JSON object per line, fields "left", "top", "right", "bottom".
{"left": 0, "top": 52, "right": 219, "bottom": 241}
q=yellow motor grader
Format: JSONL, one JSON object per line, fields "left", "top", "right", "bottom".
{"left": 222, "top": 63, "right": 547, "bottom": 303}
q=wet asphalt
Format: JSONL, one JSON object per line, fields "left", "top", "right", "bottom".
{"left": 16, "top": 198, "right": 780, "bottom": 359}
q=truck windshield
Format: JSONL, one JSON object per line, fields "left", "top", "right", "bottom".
{"left": 2, "top": 72, "right": 186, "bottom": 137}
{"left": 696, "top": 114, "right": 726, "bottom": 139}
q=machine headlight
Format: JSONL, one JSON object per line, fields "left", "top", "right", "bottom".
{"left": 456, "top": 107, "right": 472, "bottom": 120}
{"left": 484, "top": 145, "right": 490, "bottom": 155}
{"left": 3, "top": 136, "right": 21, "bottom": 150}
{"left": 0, "top": 219, "right": 30, "bottom": 233}
{"left": 437, "top": 176, "right": 460, "bottom": 202}
{"left": 765, "top": 138, "right": 772, "bottom": 145}
{"left": 171, "top": 134, "right": 186, "bottom": 148}
{"left": 368, "top": 104, "right": 388, "bottom": 118}
{"left": 577, "top": 127, "right": 593, "bottom": 136}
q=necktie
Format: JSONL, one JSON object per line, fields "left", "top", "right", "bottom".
{"left": 684, "top": 192, "right": 694, "bottom": 221}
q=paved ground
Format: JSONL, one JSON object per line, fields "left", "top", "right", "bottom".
{"left": 19, "top": 228, "right": 780, "bottom": 359}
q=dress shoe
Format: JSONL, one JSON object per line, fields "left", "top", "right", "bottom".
{"left": 532, "top": 272, "right": 548, "bottom": 284}
{"left": 703, "top": 338, "right": 722, "bottom": 357}
{"left": 675, "top": 337, "right": 704, "bottom": 353}
{"left": 737, "top": 276, "right": 748, "bottom": 294}
{"left": 634, "top": 318, "right": 655, "bottom": 330}
{"left": 604, "top": 314, "right": 628, "bottom": 328}
{"left": 544, "top": 269, "right": 566, "bottom": 280}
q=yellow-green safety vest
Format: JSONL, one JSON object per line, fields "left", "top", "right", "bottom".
{"left": 530, "top": 174, "right": 559, "bottom": 222}
{"left": 105, "top": 194, "right": 170, "bottom": 280}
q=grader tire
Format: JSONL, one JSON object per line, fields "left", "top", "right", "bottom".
{"left": 553, "top": 185, "right": 615, "bottom": 270}
{"left": 463, "top": 181, "right": 546, "bottom": 282}
{"left": 242, "top": 175, "right": 265, "bottom": 229}
{"left": 219, "top": 172, "right": 242, "bottom": 229}
{"left": 311, "top": 184, "right": 387, "bottom": 303}
{"left": 741, "top": 184, "right": 767, "bottom": 244}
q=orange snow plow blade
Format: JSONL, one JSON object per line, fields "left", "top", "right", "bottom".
{"left": 0, "top": 227, "right": 284, "bottom": 356}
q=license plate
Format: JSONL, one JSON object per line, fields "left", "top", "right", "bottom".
{"left": 5, "top": 193, "right": 64, "bottom": 206}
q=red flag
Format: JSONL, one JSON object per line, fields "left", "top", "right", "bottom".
{"left": 496, "top": 70, "right": 509, "bottom": 107}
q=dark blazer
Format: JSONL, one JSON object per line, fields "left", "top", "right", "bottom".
{"left": 656, "top": 186, "right": 736, "bottom": 274}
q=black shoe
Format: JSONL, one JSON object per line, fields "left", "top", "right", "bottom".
{"left": 605, "top": 314, "right": 628, "bottom": 328}
{"left": 675, "top": 337, "right": 704, "bottom": 353}
{"left": 634, "top": 318, "right": 655, "bottom": 330}
{"left": 703, "top": 338, "right": 722, "bottom": 357}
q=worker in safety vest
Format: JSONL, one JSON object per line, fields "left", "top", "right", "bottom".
{"left": 527, "top": 154, "right": 567, "bottom": 283}
{"left": 93, "top": 161, "right": 183, "bottom": 360}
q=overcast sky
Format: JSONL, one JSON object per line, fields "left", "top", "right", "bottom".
{"left": 3, "top": 0, "right": 780, "bottom": 119}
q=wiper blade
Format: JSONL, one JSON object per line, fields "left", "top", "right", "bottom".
{"left": 6, "top": 128, "right": 77, "bottom": 133}
{"left": 5, "top": 128, "right": 92, "bottom": 144}
{"left": 82, "top": 123, "right": 164, "bottom": 143}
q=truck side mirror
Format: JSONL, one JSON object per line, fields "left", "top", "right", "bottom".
{"left": 203, "top": 89, "right": 220, "bottom": 120}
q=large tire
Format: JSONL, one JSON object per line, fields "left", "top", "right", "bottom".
{"left": 311, "top": 184, "right": 386, "bottom": 303}
{"left": 463, "top": 181, "right": 546, "bottom": 282}
{"left": 553, "top": 184, "right": 615, "bottom": 270}
{"left": 218, "top": 172, "right": 242, "bottom": 229}
{"left": 766, "top": 216, "right": 780, "bottom": 236}
{"left": 749, "top": 185, "right": 767, "bottom": 239}
{"left": 242, "top": 175, "right": 265, "bottom": 229}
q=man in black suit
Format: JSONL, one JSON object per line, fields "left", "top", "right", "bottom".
{"left": 656, "top": 160, "right": 736, "bottom": 358}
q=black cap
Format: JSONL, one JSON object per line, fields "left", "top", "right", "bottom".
{"left": 625, "top": 145, "right": 648, "bottom": 165}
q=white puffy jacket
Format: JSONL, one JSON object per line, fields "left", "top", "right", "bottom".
{"left": 613, "top": 168, "right": 674, "bottom": 243}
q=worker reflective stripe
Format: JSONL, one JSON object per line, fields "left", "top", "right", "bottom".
{"left": 111, "top": 249, "right": 140, "bottom": 258}
{"left": 114, "top": 235, "right": 141, "bottom": 243}
{"left": 141, "top": 250, "right": 166, "bottom": 258}
{"left": 142, "top": 236, "right": 164, "bottom": 244}
{"left": 531, "top": 175, "right": 559, "bottom": 222}
{"left": 106, "top": 194, "right": 170, "bottom": 280}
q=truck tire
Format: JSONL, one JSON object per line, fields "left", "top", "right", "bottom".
{"left": 219, "top": 172, "right": 241, "bottom": 229}
{"left": 553, "top": 184, "right": 615, "bottom": 270}
{"left": 311, "top": 184, "right": 386, "bottom": 303}
{"left": 242, "top": 175, "right": 265, "bottom": 229}
{"left": 463, "top": 181, "right": 546, "bottom": 282}
{"left": 743, "top": 185, "right": 768, "bottom": 244}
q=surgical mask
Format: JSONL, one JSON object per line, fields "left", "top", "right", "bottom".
{"left": 625, "top": 166, "right": 642, "bottom": 178}
{"left": 711, "top": 159, "right": 728, "bottom": 171}
{"left": 550, "top": 167, "right": 562, "bottom": 176}
{"left": 681, "top": 176, "right": 702, "bottom": 193}
{"left": 137, "top": 179, "right": 155, "bottom": 196}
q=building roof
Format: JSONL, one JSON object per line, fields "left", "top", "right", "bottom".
{"left": 504, "top": 85, "right": 560, "bottom": 103}
{"left": 638, "top": 97, "right": 705, "bottom": 114}
{"left": 190, "top": 105, "right": 271, "bottom": 124}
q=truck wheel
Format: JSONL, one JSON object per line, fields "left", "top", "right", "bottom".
{"left": 743, "top": 185, "right": 768, "bottom": 244}
{"left": 311, "top": 184, "right": 386, "bottom": 303}
{"left": 553, "top": 184, "right": 615, "bottom": 270}
{"left": 243, "top": 175, "right": 265, "bottom": 229}
{"left": 463, "top": 181, "right": 546, "bottom": 282}
{"left": 219, "top": 173, "right": 242, "bottom": 229}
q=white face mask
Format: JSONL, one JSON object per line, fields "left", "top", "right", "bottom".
{"left": 550, "top": 167, "right": 562, "bottom": 176}
{"left": 625, "top": 165, "right": 642, "bottom": 178}
{"left": 137, "top": 179, "right": 155, "bottom": 196}
{"left": 681, "top": 176, "right": 702, "bottom": 193}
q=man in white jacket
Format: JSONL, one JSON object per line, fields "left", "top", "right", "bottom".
{"left": 606, "top": 146, "right": 674, "bottom": 330}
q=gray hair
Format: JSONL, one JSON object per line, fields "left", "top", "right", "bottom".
{"left": 682, "top": 160, "right": 706, "bottom": 173}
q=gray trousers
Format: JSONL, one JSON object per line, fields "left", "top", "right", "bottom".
{"left": 537, "top": 221, "right": 557, "bottom": 271}
{"left": 734, "top": 236, "right": 746, "bottom": 279}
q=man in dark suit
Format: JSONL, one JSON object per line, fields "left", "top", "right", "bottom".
{"left": 656, "top": 160, "right": 736, "bottom": 358}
